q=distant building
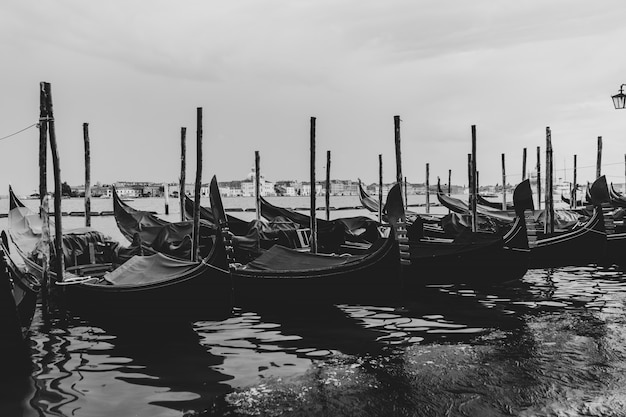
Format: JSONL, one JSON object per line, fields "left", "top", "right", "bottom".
{"left": 240, "top": 168, "right": 275, "bottom": 196}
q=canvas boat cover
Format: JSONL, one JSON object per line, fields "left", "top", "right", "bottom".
{"left": 240, "top": 239, "right": 386, "bottom": 272}
{"left": 101, "top": 252, "right": 204, "bottom": 286}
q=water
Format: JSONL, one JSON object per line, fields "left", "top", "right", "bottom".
{"left": 3, "top": 197, "right": 626, "bottom": 416}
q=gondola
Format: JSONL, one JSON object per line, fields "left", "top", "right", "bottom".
{"left": 435, "top": 178, "right": 608, "bottom": 268}
{"left": 436, "top": 181, "right": 583, "bottom": 233}
{"left": 476, "top": 193, "right": 515, "bottom": 210}
{"left": 0, "top": 231, "right": 39, "bottom": 365}
{"left": 398, "top": 179, "right": 532, "bottom": 287}
{"left": 171, "top": 190, "right": 337, "bottom": 258}
{"left": 8, "top": 187, "right": 232, "bottom": 321}
{"left": 113, "top": 186, "right": 221, "bottom": 260}
{"left": 258, "top": 194, "right": 381, "bottom": 246}
{"left": 588, "top": 177, "right": 626, "bottom": 267}
{"left": 209, "top": 176, "right": 401, "bottom": 306}
{"left": 609, "top": 182, "right": 626, "bottom": 209}
{"left": 357, "top": 180, "right": 449, "bottom": 237}
{"left": 526, "top": 177, "right": 607, "bottom": 268}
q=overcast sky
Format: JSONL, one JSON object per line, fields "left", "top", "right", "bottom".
{"left": 1, "top": 0, "right": 626, "bottom": 194}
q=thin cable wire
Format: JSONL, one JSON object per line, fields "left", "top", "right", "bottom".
{"left": 0, "top": 122, "right": 38, "bottom": 141}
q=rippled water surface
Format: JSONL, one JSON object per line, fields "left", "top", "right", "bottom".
{"left": 3, "top": 197, "right": 626, "bottom": 416}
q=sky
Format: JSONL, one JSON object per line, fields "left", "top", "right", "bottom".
{"left": 1, "top": 0, "right": 626, "bottom": 195}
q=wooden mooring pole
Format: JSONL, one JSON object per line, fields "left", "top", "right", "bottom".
{"left": 501, "top": 153, "right": 507, "bottom": 210}
{"left": 179, "top": 127, "right": 186, "bottom": 221}
{"left": 164, "top": 183, "right": 169, "bottom": 215}
{"left": 41, "top": 82, "right": 64, "bottom": 282}
{"left": 83, "top": 123, "right": 91, "bottom": 227}
{"left": 378, "top": 154, "right": 383, "bottom": 223}
{"left": 39, "top": 88, "right": 47, "bottom": 207}
{"left": 309, "top": 117, "right": 318, "bottom": 254}
{"left": 325, "top": 150, "right": 331, "bottom": 221}
{"left": 545, "top": 127, "right": 554, "bottom": 234}
{"left": 596, "top": 136, "right": 603, "bottom": 179}
{"left": 393, "top": 115, "right": 410, "bottom": 269}
{"left": 536, "top": 146, "right": 541, "bottom": 210}
{"left": 470, "top": 125, "right": 477, "bottom": 233}
{"left": 255, "top": 151, "right": 261, "bottom": 221}
{"left": 522, "top": 147, "right": 527, "bottom": 181}
{"left": 192, "top": 108, "right": 202, "bottom": 262}
{"left": 572, "top": 154, "right": 577, "bottom": 209}
{"left": 425, "top": 164, "right": 430, "bottom": 214}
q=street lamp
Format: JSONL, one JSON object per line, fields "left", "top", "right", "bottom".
{"left": 612, "top": 84, "right": 626, "bottom": 109}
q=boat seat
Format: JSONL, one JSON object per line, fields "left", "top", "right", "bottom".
{"left": 296, "top": 228, "right": 311, "bottom": 249}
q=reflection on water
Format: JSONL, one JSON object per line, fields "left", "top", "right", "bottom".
{"left": 6, "top": 262, "right": 626, "bottom": 415}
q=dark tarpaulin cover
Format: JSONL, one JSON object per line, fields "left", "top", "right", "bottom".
{"left": 113, "top": 187, "right": 219, "bottom": 258}
{"left": 241, "top": 241, "right": 383, "bottom": 272}
{"left": 102, "top": 252, "right": 202, "bottom": 286}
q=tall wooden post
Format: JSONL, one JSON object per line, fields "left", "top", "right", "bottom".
{"left": 467, "top": 153, "right": 471, "bottom": 195}
{"left": 536, "top": 146, "right": 541, "bottom": 210}
{"left": 255, "top": 151, "right": 261, "bottom": 221}
{"left": 404, "top": 177, "right": 408, "bottom": 208}
{"left": 425, "top": 164, "right": 430, "bottom": 214}
{"left": 82, "top": 123, "right": 91, "bottom": 227}
{"left": 192, "top": 108, "right": 203, "bottom": 262}
{"left": 39, "top": 86, "right": 48, "bottom": 207}
{"left": 470, "top": 125, "right": 477, "bottom": 232}
{"left": 41, "top": 82, "right": 64, "bottom": 282}
{"left": 309, "top": 117, "right": 318, "bottom": 254}
{"left": 572, "top": 154, "right": 577, "bottom": 209}
{"left": 501, "top": 153, "right": 507, "bottom": 210}
{"left": 394, "top": 116, "right": 403, "bottom": 196}
{"left": 378, "top": 154, "right": 383, "bottom": 223}
{"left": 179, "top": 127, "right": 186, "bottom": 221}
{"left": 393, "top": 115, "right": 409, "bottom": 271}
{"left": 448, "top": 169, "right": 451, "bottom": 195}
{"left": 522, "top": 147, "right": 527, "bottom": 181}
{"left": 163, "top": 183, "right": 169, "bottom": 214}
{"left": 40, "top": 194, "right": 51, "bottom": 318}
{"left": 596, "top": 136, "right": 603, "bottom": 179}
{"left": 545, "top": 127, "right": 554, "bottom": 234}
{"left": 325, "top": 150, "right": 331, "bottom": 221}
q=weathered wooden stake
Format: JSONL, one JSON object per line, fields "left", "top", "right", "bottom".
{"left": 179, "top": 127, "right": 186, "bottom": 221}
{"left": 536, "top": 146, "right": 542, "bottom": 210}
{"left": 522, "top": 148, "right": 527, "bottom": 181}
{"left": 425, "top": 164, "right": 430, "bottom": 214}
{"left": 192, "top": 108, "right": 203, "bottom": 262}
{"left": 39, "top": 87, "right": 48, "bottom": 207}
{"left": 40, "top": 194, "right": 51, "bottom": 318}
{"left": 325, "top": 150, "right": 331, "bottom": 221}
{"left": 41, "top": 82, "right": 64, "bottom": 282}
{"left": 404, "top": 177, "right": 408, "bottom": 208}
{"left": 448, "top": 169, "right": 452, "bottom": 195}
{"left": 309, "top": 117, "right": 318, "bottom": 254}
{"left": 82, "top": 123, "right": 91, "bottom": 227}
{"left": 596, "top": 136, "right": 603, "bottom": 179}
{"left": 255, "top": 151, "right": 261, "bottom": 221}
{"left": 572, "top": 154, "right": 577, "bottom": 209}
{"left": 164, "top": 183, "right": 169, "bottom": 214}
{"left": 470, "top": 125, "right": 477, "bottom": 232}
{"left": 393, "top": 116, "right": 409, "bottom": 270}
{"left": 501, "top": 153, "right": 507, "bottom": 210}
{"left": 378, "top": 154, "right": 383, "bottom": 223}
{"left": 545, "top": 127, "right": 554, "bottom": 234}
{"left": 394, "top": 116, "right": 403, "bottom": 198}
{"left": 468, "top": 154, "right": 474, "bottom": 227}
